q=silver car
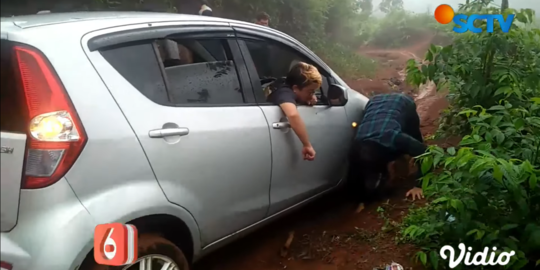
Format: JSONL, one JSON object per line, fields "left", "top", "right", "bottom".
{"left": 0, "top": 11, "right": 368, "bottom": 270}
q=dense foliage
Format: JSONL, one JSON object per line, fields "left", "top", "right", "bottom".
{"left": 403, "top": 2, "right": 540, "bottom": 269}
{"left": 0, "top": 0, "right": 450, "bottom": 79}
{"left": 205, "top": 0, "right": 444, "bottom": 78}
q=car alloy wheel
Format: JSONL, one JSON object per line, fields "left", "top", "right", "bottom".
{"left": 122, "top": 254, "right": 179, "bottom": 270}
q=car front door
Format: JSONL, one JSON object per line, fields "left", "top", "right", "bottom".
{"left": 85, "top": 25, "right": 272, "bottom": 246}
{"left": 234, "top": 28, "right": 352, "bottom": 215}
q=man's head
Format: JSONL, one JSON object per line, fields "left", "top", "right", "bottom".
{"left": 255, "top": 12, "right": 270, "bottom": 26}
{"left": 286, "top": 62, "right": 322, "bottom": 103}
{"left": 199, "top": 0, "right": 212, "bottom": 16}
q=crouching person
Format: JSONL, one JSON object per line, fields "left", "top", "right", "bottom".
{"left": 348, "top": 93, "right": 428, "bottom": 202}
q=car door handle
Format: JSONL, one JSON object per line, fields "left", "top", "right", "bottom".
{"left": 148, "top": 128, "right": 189, "bottom": 138}
{"left": 272, "top": 122, "right": 291, "bottom": 129}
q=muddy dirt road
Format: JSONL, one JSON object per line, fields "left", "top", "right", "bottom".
{"left": 348, "top": 35, "right": 448, "bottom": 137}
{"left": 193, "top": 36, "right": 449, "bottom": 270}
{"left": 194, "top": 187, "right": 422, "bottom": 270}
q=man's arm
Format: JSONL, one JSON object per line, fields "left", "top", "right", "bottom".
{"left": 280, "top": 102, "right": 311, "bottom": 147}
{"left": 394, "top": 132, "right": 428, "bottom": 188}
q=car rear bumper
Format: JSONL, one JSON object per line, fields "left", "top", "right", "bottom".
{"left": 1, "top": 178, "right": 95, "bottom": 270}
{"left": 0, "top": 235, "right": 30, "bottom": 270}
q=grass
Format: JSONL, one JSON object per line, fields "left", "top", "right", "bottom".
{"left": 308, "top": 41, "right": 378, "bottom": 79}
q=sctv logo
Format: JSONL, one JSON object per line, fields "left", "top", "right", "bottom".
{"left": 434, "top": 4, "right": 515, "bottom": 33}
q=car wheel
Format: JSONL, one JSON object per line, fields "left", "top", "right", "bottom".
{"left": 84, "top": 234, "right": 190, "bottom": 270}
{"left": 363, "top": 172, "right": 387, "bottom": 191}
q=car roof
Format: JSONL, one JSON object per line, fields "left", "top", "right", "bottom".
{"left": 0, "top": 11, "right": 236, "bottom": 29}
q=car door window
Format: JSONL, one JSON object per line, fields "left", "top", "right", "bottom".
{"left": 100, "top": 42, "right": 170, "bottom": 105}
{"left": 241, "top": 39, "right": 330, "bottom": 105}
{"left": 100, "top": 37, "right": 244, "bottom": 106}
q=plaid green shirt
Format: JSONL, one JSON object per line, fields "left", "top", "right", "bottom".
{"left": 355, "top": 93, "right": 417, "bottom": 151}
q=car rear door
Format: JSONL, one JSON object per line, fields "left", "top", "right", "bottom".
{"left": 83, "top": 24, "right": 272, "bottom": 246}
{"left": 234, "top": 27, "right": 352, "bottom": 215}
{"left": 0, "top": 39, "right": 26, "bottom": 232}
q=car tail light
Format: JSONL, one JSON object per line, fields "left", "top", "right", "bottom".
{"left": 13, "top": 45, "right": 87, "bottom": 189}
{"left": 0, "top": 261, "right": 13, "bottom": 270}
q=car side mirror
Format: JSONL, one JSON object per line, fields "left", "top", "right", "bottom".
{"left": 327, "top": 84, "right": 348, "bottom": 106}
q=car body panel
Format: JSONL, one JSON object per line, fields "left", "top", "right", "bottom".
{"left": 0, "top": 12, "right": 369, "bottom": 269}
{"left": 1, "top": 21, "right": 203, "bottom": 267}
{"left": 0, "top": 132, "right": 25, "bottom": 232}
{"left": 344, "top": 88, "right": 370, "bottom": 125}
{"left": 230, "top": 24, "right": 356, "bottom": 214}
{"left": 1, "top": 178, "right": 95, "bottom": 270}
{"left": 0, "top": 234, "right": 31, "bottom": 270}
{"left": 259, "top": 105, "right": 352, "bottom": 215}
{"left": 1, "top": 11, "right": 236, "bottom": 29}
{"left": 198, "top": 179, "right": 337, "bottom": 257}
{"left": 81, "top": 23, "right": 272, "bottom": 246}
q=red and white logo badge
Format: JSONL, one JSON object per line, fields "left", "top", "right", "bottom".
{"left": 94, "top": 223, "right": 138, "bottom": 266}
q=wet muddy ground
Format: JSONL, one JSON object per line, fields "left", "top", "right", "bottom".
{"left": 193, "top": 35, "right": 450, "bottom": 270}
{"left": 194, "top": 186, "right": 423, "bottom": 270}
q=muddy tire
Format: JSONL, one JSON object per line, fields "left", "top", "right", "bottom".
{"left": 82, "top": 234, "right": 190, "bottom": 270}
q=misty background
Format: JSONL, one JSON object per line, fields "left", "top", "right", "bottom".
{"left": 0, "top": 0, "right": 536, "bottom": 81}
{"left": 371, "top": 0, "right": 540, "bottom": 16}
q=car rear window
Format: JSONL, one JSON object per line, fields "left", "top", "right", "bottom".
{"left": 99, "top": 37, "right": 245, "bottom": 106}
{"left": 1, "top": 40, "right": 27, "bottom": 134}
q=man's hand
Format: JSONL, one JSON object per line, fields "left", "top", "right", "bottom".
{"left": 302, "top": 145, "right": 316, "bottom": 161}
{"left": 279, "top": 102, "right": 313, "bottom": 158}
{"left": 307, "top": 95, "right": 317, "bottom": 106}
{"left": 405, "top": 187, "right": 424, "bottom": 201}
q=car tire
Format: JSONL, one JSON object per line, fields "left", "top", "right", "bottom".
{"left": 83, "top": 233, "right": 190, "bottom": 270}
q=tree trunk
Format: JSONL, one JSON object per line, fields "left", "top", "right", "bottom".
{"left": 501, "top": 0, "right": 509, "bottom": 12}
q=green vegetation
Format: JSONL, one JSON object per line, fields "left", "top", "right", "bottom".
{"left": 1, "top": 0, "right": 454, "bottom": 79}
{"left": 80, "top": 0, "right": 451, "bottom": 78}
{"left": 212, "top": 0, "right": 456, "bottom": 78}
{"left": 402, "top": 1, "right": 540, "bottom": 269}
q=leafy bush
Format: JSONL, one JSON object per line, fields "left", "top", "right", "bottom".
{"left": 402, "top": 98, "right": 540, "bottom": 269}
{"left": 406, "top": 7, "right": 540, "bottom": 136}
{"left": 402, "top": 5, "right": 540, "bottom": 270}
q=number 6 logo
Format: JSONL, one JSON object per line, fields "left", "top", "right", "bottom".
{"left": 94, "top": 223, "right": 138, "bottom": 266}
{"left": 103, "top": 228, "right": 116, "bottom": 260}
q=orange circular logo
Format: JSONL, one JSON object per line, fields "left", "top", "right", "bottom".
{"left": 434, "top": 4, "right": 455, "bottom": 24}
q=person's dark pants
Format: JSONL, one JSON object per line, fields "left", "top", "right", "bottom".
{"left": 347, "top": 101, "right": 427, "bottom": 200}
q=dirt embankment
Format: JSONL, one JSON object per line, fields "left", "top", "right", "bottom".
{"left": 193, "top": 35, "right": 450, "bottom": 270}
{"left": 347, "top": 34, "right": 448, "bottom": 137}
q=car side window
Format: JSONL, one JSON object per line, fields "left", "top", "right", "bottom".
{"left": 100, "top": 37, "right": 244, "bottom": 106}
{"left": 242, "top": 39, "right": 330, "bottom": 104}
{"left": 100, "top": 43, "right": 170, "bottom": 105}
